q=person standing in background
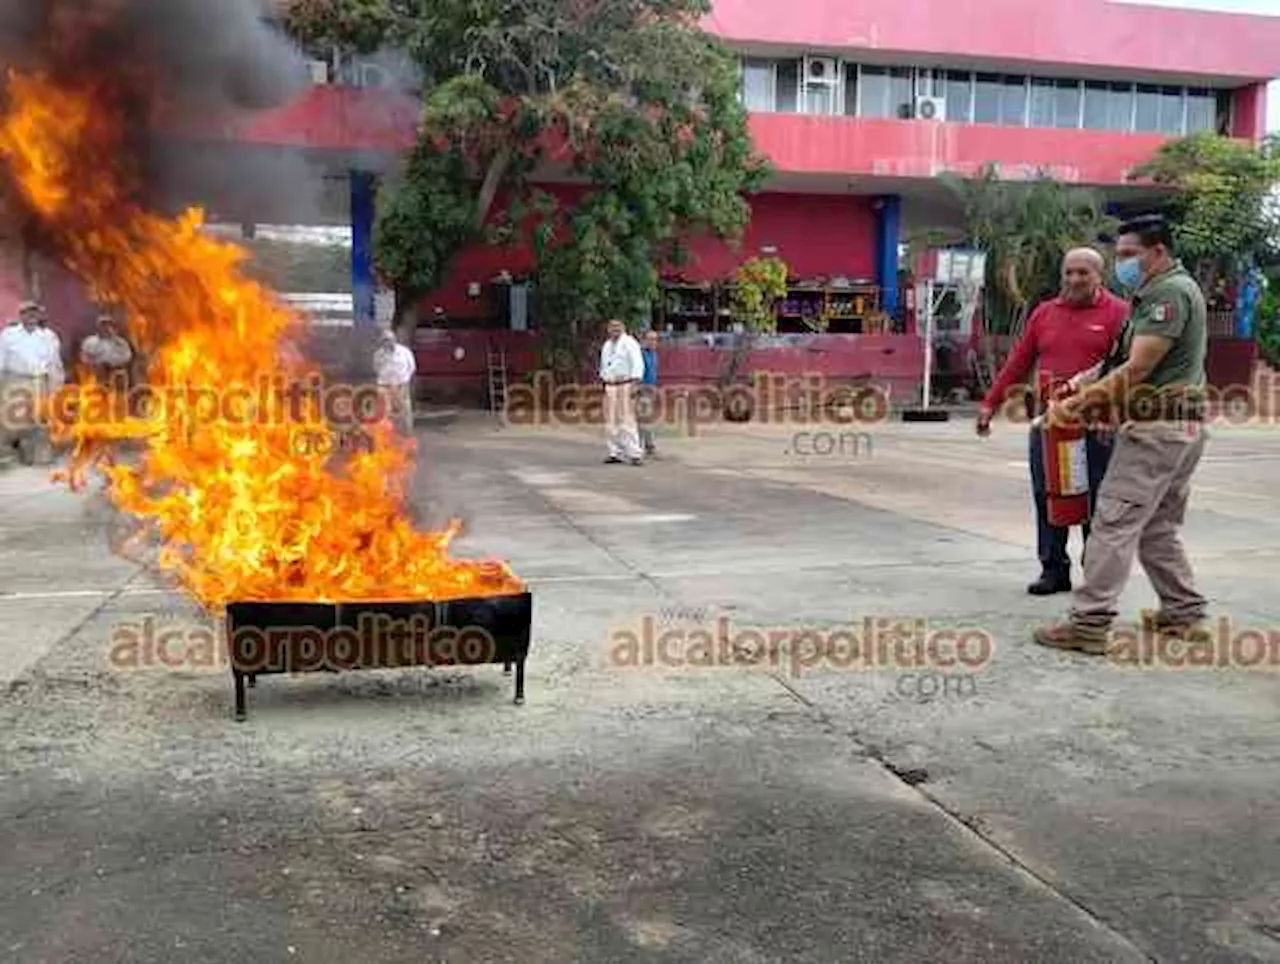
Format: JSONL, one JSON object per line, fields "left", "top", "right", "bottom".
{"left": 80, "top": 313, "right": 133, "bottom": 385}
{"left": 34, "top": 304, "right": 64, "bottom": 391}
{"left": 599, "top": 318, "right": 644, "bottom": 465}
{"left": 638, "top": 328, "right": 660, "bottom": 458}
{"left": 373, "top": 329, "right": 417, "bottom": 435}
{"left": 0, "top": 301, "right": 61, "bottom": 464}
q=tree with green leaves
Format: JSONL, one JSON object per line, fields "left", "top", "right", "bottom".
{"left": 1129, "top": 132, "right": 1280, "bottom": 284}
{"left": 284, "top": 0, "right": 769, "bottom": 372}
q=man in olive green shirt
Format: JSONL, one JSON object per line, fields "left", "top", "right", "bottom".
{"left": 1034, "top": 215, "right": 1209, "bottom": 655}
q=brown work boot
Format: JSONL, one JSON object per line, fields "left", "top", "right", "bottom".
{"left": 1140, "top": 609, "right": 1211, "bottom": 641}
{"left": 1032, "top": 621, "right": 1108, "bottom": 656}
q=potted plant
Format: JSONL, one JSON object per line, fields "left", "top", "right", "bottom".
{"left": 720, "top": 256, "right": 788, "bottom": 421}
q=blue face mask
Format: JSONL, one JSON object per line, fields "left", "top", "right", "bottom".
{"left": 1114, "top": 256, "right": 1143, "bottom": 289}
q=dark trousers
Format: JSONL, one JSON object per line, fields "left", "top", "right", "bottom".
{"left": 1028, "top": 425, "right": 1113, "bottom": 576}
{"left": 636, "top": 385, "right": 657, "bottom": 452}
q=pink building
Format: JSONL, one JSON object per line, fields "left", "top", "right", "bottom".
{"left": 15, "top": 0, "right": 1280, "bottom": 396}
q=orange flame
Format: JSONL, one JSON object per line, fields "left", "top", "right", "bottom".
{"left": 0, "top": 71, "right": 524, "bottom": 611}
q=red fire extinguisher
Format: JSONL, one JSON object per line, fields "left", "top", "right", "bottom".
{"left": 1041, "top": 406, "right": 1090, "bottom": 527}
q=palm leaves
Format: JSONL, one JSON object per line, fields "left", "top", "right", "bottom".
{"left": 938, "top": 165, "right": 1118, "bottom": 334}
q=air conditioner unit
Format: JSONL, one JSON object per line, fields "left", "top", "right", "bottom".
{"left": 803, "top": 56, "right": 839, "bottom": 86}
{"left": 305, "top": 58, "right": 330, "bottom": 85}
{"left": 914, "top": 95, "right": 946, "bottom": 121}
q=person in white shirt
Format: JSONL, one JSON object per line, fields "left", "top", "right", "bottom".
{"left": 34, "top": 307, "right": 64, "bottom": 389}
{"left": 598, "top": 318, "right": 645, "bottom": 465}
{"left": 373, "top": 328, "right": 417, "bottom": 434}
{"left": 80, "top": 313, "right": 133, "bottom": 385}
{"left": 1, "top": 302, "right": 60, "bottom": 463}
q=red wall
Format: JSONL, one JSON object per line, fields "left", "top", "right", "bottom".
{"left": 408, "top": 328, "right": 926, "bottom": 404}
{"left": 707, "top": 0, "right": 1280, "bottom": 80}
{"left": 677, "top": 193, "right": 875, "bottom": 281}
{"left": 417, "top": 191, "right": 877, "bottom": 321}
{"left": 173, "top": 85, "right": 419, "bottom": 153}
{"left": 1233, "top": 84, "right": 1267, "bottom": 141}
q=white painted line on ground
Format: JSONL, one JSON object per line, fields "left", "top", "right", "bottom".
{"left": 523, "top": 573, "right": 638, "bottom": 584}
{"left": 0, "top": 589, "right": 112, "bottom": 600}
{"left": 509, "top": 470, "right": 575, "bottom": 486}
{"left": 581, "top": 513, "right": 698, "bottom": 525}
{"left": 0, "top": 586, "right": 175, "bottom": 602}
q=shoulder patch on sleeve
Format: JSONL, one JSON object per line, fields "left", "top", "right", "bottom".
{"left": 1152, "top": 303, "right": 1169, "bottom": 322}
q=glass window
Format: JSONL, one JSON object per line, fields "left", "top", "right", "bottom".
{"left": 1083, "top": 82, "right": 1110, "bottom": 130}
{"left": 1186, "top": 87, "right": 1215, "bottom": 133}
{"left": 776, "top": 60, "right": 799, "bottom": 113}
{"left": 1158, "top": 85, "right": 1184, "bottom": 135}
{"left": 1106, "top": 83, "right": 1134, "bottom": 131}
{"left": 741, "top": 59, "right": 774, "bottom": 112}
{"left": 1053, "top": 79, "right": 1081, "bottom": 128}
{"left": 1135, "top": 84, "right": 1161, "bottom": 132}
{"left": 1078, "top": 81, "right": 1134, "bottom": 131}
{"left": 974, "top": 73, "right": 1002, "bottom": 124}
{"left": 843, "top": 63, "right": 858, "bottom": 116}
{"left": 859, "top": 66, "right": 890, "bottom": 118}
{"left": 916, "top": 69, "right": 943, "bottom": 98}
{"left": 944, "top": 70, "right": 972, "bottom": 122}
{"left": 1000, "top": 75, "right": 1027, "bottom": 126}
{"left": 889, "top": 67, "right": 914, "bottom": 119}
{"left": 1030, "top": 77, "right": 1055, "bottom": 127}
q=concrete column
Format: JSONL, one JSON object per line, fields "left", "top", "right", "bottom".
{"left": 874, "top": 195, "right": 902, "bottom": 318}
{"left": 350, "top": 170, "right": 376, "bottom": 327}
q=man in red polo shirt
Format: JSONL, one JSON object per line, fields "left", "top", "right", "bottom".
{"left": 977, "top": 248, "right": 1129, "bottom": 595}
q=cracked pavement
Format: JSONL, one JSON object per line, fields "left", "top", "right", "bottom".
{"left": 3, "top": 413, "right": 1280, "bottom": 963}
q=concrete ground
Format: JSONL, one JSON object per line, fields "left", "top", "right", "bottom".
{"left": 3, "top": 411, "right": 1280, "bottom": 963}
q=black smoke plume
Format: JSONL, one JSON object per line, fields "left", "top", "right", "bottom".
{"left": 0, "top": 0, "right": 314, "bottom": 243}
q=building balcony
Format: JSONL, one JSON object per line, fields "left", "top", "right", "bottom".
{"left": 748, "top": 112, "right": 1178, "bottom": 187}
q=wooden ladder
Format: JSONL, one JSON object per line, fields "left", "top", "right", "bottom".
{"left": 486, "top": 342, "right": 509, "bottom": 418}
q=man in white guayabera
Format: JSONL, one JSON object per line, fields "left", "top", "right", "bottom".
{"left": 373, "top": 328, "right": 417, "bottom": 434}
{"left": 598, "top": 318, "right": 644, "bottom": 465}
{"left": 1, "top": 301, "right": 62, "bottom": 464}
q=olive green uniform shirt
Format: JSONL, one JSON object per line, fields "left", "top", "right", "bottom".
{"left": 1115, "top": 259, "right": 1208, "bottom": 416}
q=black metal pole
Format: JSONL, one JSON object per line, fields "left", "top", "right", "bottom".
{"left": 234, "top": 672, "right": 246, "bottom": 721}
{"left": 514, "top": 659, "right": 525, "bottom": 705}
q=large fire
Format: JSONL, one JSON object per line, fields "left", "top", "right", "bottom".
{"left": 0, "top": 71, "right": 524, "bottom": 610}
